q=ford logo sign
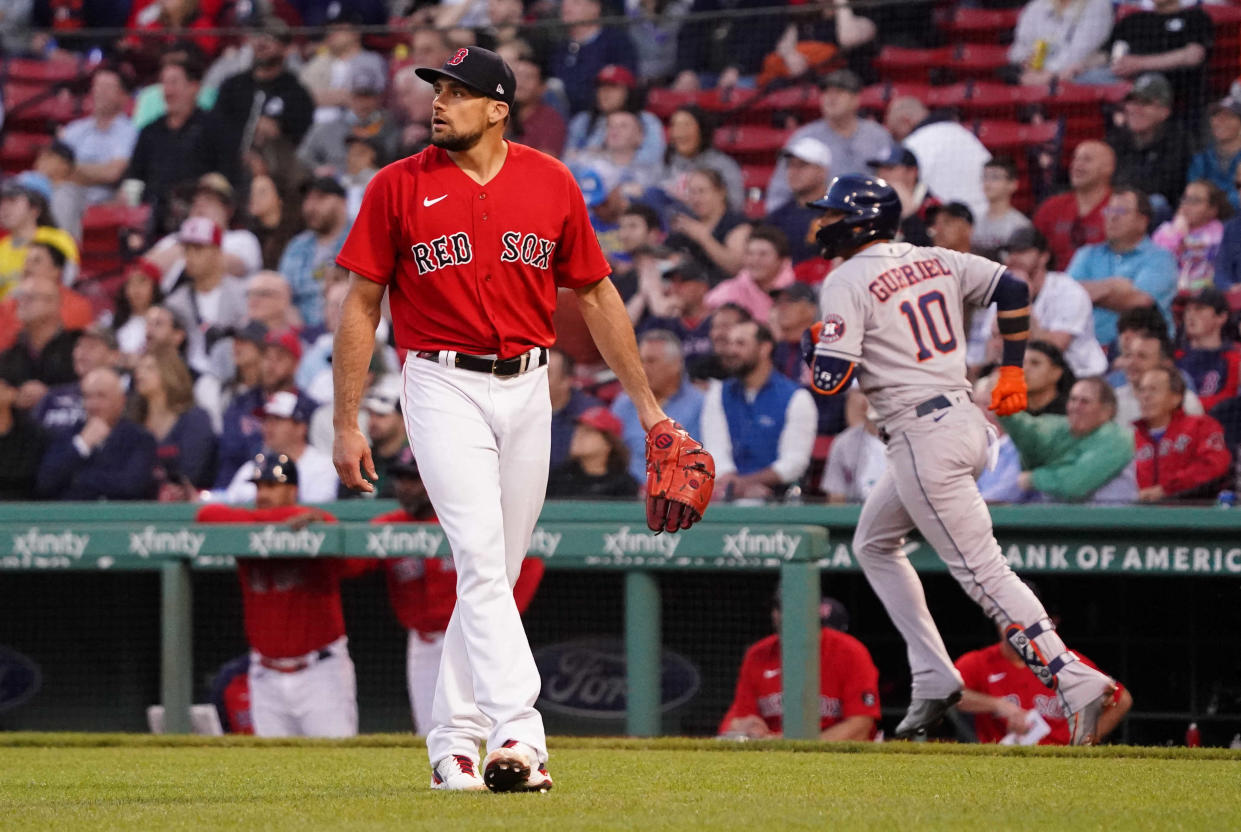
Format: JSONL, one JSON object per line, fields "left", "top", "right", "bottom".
{"left": 0, "top": 646, "right": 42, "bottom": 712}
{"left": 534, "top": 637, "right": 700, "bottom": 718}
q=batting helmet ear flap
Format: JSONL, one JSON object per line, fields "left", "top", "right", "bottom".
{"left": 810, "top": 174, "right": 902, "bottom": 259}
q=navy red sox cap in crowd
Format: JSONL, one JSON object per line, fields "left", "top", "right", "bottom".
{"left": 250, "top": 452, "right": 299, "bottom": 485}
{"left": 415, "top": 46, "right": 516, "bottom": 108}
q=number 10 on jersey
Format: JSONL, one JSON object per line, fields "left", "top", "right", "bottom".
{"left": 898, "top": 290, "right": 957, "bottom": 361}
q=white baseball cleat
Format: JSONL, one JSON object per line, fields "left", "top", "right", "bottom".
{"left": 483, "top": 740, "right": 553, "bottom": 793}
{"left": 431, "top": 754, "right": 487, "bottom": 791}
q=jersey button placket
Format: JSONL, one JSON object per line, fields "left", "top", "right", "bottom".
{"left": 474, "top": 190, "right": 500, "bottom": 348}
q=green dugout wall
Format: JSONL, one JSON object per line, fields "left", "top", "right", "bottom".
{"left": 2, "top": 501, "right": 1240, "bottom": 742}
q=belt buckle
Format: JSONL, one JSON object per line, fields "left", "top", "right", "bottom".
{"left": 519, "top": 351, "right": 531, "bottom": 374}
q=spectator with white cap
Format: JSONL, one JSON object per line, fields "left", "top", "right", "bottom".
{"left": 163, "top": 217, "right": 248, "bottom": 382}
{"left": 219, "top": 390, "right": 340, "bottom": 504}
{"left": 764, "top": 69, "right": 893, "bottom": 214}
{"left": 145, "top": 173, "right": 264, "bottom": 291}
{"left": 765, "top": 135, "right": 833, "bottom": 265}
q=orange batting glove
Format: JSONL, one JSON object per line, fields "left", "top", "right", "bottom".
{"left": 989, "top": 366, "right": 1027, "bottom": 417}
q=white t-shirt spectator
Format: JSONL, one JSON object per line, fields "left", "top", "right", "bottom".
{"left": 903, "top": 122, "right": 992, "bottom": 220}
{"left": 969, "top": 270, "right": 1108, "bottom": 378}
{"left": 820, "top": 424, "right": 887, "bottom": 501}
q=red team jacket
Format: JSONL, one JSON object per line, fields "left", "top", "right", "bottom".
{"left": 196, "top": 505, "right": 371, "bottom": 659}
{"left": 718, "top": 628, "right": 881, "bottom": 735}
{"left": 374, "top": 509, "right": 545, "bottom": 634}
{"left": 955, "top": 644, "right": 1125, "bottom": 745}
{"left": 1133, "top": 410, "right": 1232, "bottom": 497}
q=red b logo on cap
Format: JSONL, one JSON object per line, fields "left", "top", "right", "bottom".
{"left": 448, "top": 48, "right": 469, "bottom": 66}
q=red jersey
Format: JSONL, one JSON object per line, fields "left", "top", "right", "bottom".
{"left": 196, "top": 505, "right": 370, "bottom": 659}
{"left": 1033, "top": 189, "right": 1110, "bottom": 272}
{"left": 337, "top": 143, "right": 611, "bottom": 359}
{"left": 718, "top": 628, "right": 881, "bottom": 735}
{"left": 955, "top": 644, "right": 1124, "bottom": 745}
{"left": 1133, "top": 410, "right": 1232, "bottom": 497}
{"left": 373, "top": 509, "right": 545, "bottom": 634}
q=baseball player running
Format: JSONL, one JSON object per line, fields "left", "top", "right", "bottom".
{"left": 802, "top": 174, "right": 1115, "bottom": 744}
{"left": 331, "top": 46, "right": 713, "bottom": 792}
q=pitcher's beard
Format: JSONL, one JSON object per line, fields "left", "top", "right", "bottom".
{"left": 431, "top": 126, "right": 485, "bottom": 152}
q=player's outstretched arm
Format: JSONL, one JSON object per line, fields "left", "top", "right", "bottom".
{"left": 332, "top": 274, "right": 386, "bottom": 492}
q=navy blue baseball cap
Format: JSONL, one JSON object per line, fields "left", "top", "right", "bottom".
{"left": 250, "top": 452, "right": 299, "bottom": 485}
{"left": 867, "top": 146, "right": 919, "bottom": 170}
{"left": 415, "top": 46, "right": 516, "bottom": 108}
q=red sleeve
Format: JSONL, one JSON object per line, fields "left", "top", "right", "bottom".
{"left": 954, "top": 648, "right": 989, "bottom": 692}
{"left": 552, "top": 163, "right": 611, "bottom": 290}
{"left": 512, "top": 557, "right": 545, "bottom": 614}
{"left": 371, "top": 509, "right": 414, "bottom": 524}
{"left": 337, "top": 165, "right": 401, "bottom": 285}
{"left": 718, "top": 644, "right": 764, "bottom": 733}
{"left": 1163, "top": 417, "right": 1232, "bottom": 495}
{"left": 834, "top": 635, "right": 881, "bottom": 720}
{"left": 195, "top": 505, "right": 328, "bottom": 524}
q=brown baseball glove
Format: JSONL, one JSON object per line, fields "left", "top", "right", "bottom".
{"left": 644, "top": 418, "right": 715, "bottom": 533}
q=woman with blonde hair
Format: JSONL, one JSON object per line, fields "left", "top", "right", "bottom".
{"left": 132, "top": 347, "right": 218, "bottom": 495}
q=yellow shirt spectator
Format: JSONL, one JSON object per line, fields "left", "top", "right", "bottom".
{"left": 0, "top": 226, "right": 80, "bottom": 300}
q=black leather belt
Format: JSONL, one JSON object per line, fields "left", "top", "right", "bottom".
{"left": 416, "top": 349, "right": 547, "bottom": 377}
{"left": 914, "top": 394, "right": 953, "bottom": 418}
{"left": 878, "top": 395, "right": 954, "bottom": 444}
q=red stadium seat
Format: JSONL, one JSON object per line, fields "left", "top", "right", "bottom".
{"left": 0, "top": 132, "right": 51, "bottom": 174}
{"left": 959, "top": 82, "right": 1048, "bottom": 121}
{"left": 938, "top": 7, "right": 1021, "bottom": 44}
{"left": 952, "top": 44, "right": 1012, "bottom": 82}
{"left": 699, "top": 85, "right": 758, "bottom": 114}
{"left": 646, "top": 88, "right": 700, "bottom": 121}
{"left": 712, "top": 125, "right": 795, "bottom": 165}
{"left": 744, "top": 84, "right": 821, "bottom": 124}
{"left": 79, "top": 204, "right": 150, "bottom": 279}
{"left": 3, "top": 82, "right": 78, "bottom": 127}
{"left": 1042, "top": 81, "right": 1129, "bottom": 149}
{"left": 973, "top": 119, "right": 1061, "bottom": 154}
{"left": 4, "top": 56, "right": 82, "bottom": 83}
{"left": 856, "top": 82, "right": 968, "bottom": 118}
{"left": 740, "top": 164, "right": 775, "bottom": 193}
{"left": 874, "top": 46, "right": 956, "bottom": 84}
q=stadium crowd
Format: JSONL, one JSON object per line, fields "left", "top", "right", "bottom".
{"left": 2, "top": 0, "right": 1241, "bottom": 507}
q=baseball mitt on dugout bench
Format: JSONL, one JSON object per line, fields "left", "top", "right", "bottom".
{"left": 644, "top": 419, "right": 715, "bottom": 533}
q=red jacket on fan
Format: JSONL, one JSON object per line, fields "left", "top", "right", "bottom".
{"left": 956, "top": 644, "right": 1125, "bottom": 745}
{"left": 1133, "top": 409, "right": 1233, "bottom": 499}
{"left": 718, "top": 628, "right": 881, "bottom": 736}
{"left": 373, "top": 508, "right": 546, "bottom": 635}
{"left": 196, "top": 504, "right": 371, "bottom": 659}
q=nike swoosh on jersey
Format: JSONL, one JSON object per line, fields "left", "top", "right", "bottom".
{"left": 987, "top": 672, "right": 1007, "bottom": 683}
{"left": 423, "top": 194, "right": 448, "bottom": 207}
{"left": 762, "top": 669, "right": 780, "bottom": 679}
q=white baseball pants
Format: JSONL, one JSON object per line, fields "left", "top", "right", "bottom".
{"left": 852, "top": 395, "right": 1068, "bottom": 699}
{"left": 406, "top": 630, "right": 446, "bottom": 736}
{"left": 401, "top": 354, "right": 550, "bottom": 767}
{"left": 248, "top": 637, "right": 358, "bottom": 737}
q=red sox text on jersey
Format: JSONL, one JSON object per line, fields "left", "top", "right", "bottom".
{"left": 409, "top": 232, "right": 558, "bottom": 276}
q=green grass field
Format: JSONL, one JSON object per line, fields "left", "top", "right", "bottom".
{"left": 3, "top": 735, "right": 1240, "bottom": 831}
